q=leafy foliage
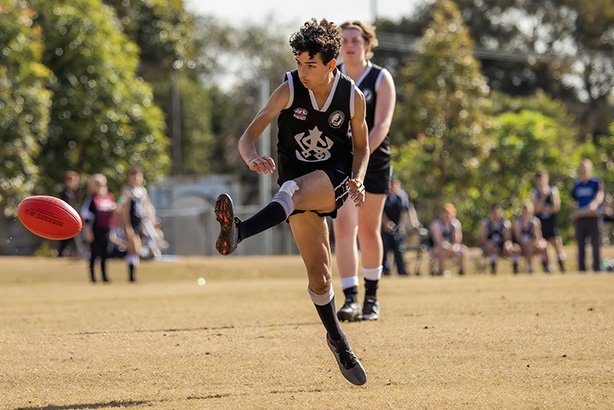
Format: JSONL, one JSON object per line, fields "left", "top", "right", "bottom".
{"left": 0, "top": 1, "right": 52, "bottom": 215}
{"left": 31, "top": 0, "right": 169, "bottom": 193}
{"left": 394, "top": 0, "right": 491, "bottom": 219}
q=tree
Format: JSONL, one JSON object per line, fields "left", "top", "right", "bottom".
{"left": 394, "top": 0, "right": 491, "bottom": 222}
{"left": 0, "top": 1, "right": 52, "bottom": 215}
{"left": 31, "top": 0, "right": 170, "bottom": 192}
{"left": 380, "top": 0, "right": 614, "bottom": 138}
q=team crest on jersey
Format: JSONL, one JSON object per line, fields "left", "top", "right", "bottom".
{"left": 363, "top": 88, "right": 374, "bottom": 104}
{"left": 293, "top": 107, "right": 308, "bottom": 120}
{"left": 295, "top": 126, "right": 333, "bottom": 162}
{"left": 328, "top": 110, "right": 345, "bottom": 129}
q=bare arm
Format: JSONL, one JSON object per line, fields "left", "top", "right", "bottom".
{"left": 430, "top": 221, "right": 442, "bottom": 246}
{"left": 453, "top": 220, "right": 463, "bottom": 244}
{"left": 369, "top": 70, "right": 396, "bottom": 154}
{"left": 551, "top": 187, "right": 561, "bottom": 213}
{"left": 478, "top": 220, "right": 488, "bottom": 247}
{"left": 238, "top": 82, "right": 290, "bottom": 174}
{"left": 588, "top": 182, "right": 605, "bottom": 210}
{"left": 348, "top": 86, "right": 369, "bottom": 205}
{"left": 533, "top": 218, "right": 544, "bottom": 240}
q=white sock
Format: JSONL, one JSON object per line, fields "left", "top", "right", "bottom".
{"left": 362, "top": 266, "right": 382, "bottom": 281}
{"left": 341, "top": 275, "right": 359, "bottom": 290}
{"left": 308, "top": 286, "right": 334, "bottom": 306}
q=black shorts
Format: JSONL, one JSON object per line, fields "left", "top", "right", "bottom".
{"left": 538, "top": 216, "right": 559, "bottom": 239}
{"left": 364, "top": 164, "right": 392, "bottom": 194}
{"left": 279, "top": 166, "right": 350, "bottom": 219}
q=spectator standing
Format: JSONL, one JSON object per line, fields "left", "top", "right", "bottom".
{"left": 80, "top": 174, "right": 116, "bottom": 283}
{"left": 571, "top": 159, "right": 605, "bottom": 272}
{"left": 381, "top": 177, "right": 419, "bottom": 276}
{"left": 57, "top": 170, "right": 81, "bottom": 257}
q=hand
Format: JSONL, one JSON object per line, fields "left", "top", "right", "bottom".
{"left": 347, "top": 179, "right": 365, "bottom": 206}
{"left": 83, "top": 227, "right": 93, "bottom": 244}
{"left": 247, "top": 156, "right": 276, "bottom": 174}
{"left": 385, "top": 221, "right": 397, "bottom": 233}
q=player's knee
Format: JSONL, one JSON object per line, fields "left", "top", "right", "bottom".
{"left": 308, "top": 271, "right": 331, "bottom": 294}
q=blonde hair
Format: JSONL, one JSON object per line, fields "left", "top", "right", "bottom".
{"left": 442, "top": 203, "right": 457, "bottom": 218}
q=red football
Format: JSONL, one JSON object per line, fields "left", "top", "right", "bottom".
{"left": 17, "top": 195, "right": 83, "bottom": 240}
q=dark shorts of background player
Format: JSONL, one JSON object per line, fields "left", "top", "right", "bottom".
{"left": 481, "top": 240, "right": 504, "bottom": 256}
{"left": 278, "top": 167, "right": 350, "bottom": 219}
{"left": 537, "top": 216, "right": 559, "bottom": 239}
{"left": 364, "top": 164, "right": 392, "bottom": 195}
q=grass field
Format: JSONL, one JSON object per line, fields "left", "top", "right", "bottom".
{"left": 1, "top": 250, "right": 613, "bottom": 409}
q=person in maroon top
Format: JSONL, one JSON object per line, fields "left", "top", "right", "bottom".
{"left": 81, "top": 174, "right": 116, "bottom": 283}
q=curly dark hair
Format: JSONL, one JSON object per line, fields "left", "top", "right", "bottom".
{"left": 289, "top": 18, "right": 342, "bottom": 64}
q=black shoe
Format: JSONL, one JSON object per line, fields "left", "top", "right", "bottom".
{"left": 214, "top": 194, "right": 239, "bottom": 255}
{"left": 337, "top": 296, "right": 362, "bottom": 322}
{"left": 361, "top": 297, "right": 380, "bottom": 321}
{"left": 490, "top": 262, "right": 496, "bottom": 275}
{"left": 326, "top": 334, "right": 367, "bottom": 385}
{"left": 513, "top": 261, "right": 519, "bottom": 274}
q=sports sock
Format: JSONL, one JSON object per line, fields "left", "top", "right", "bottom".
{"left": 308, "top": 287, "right": 346, "bottom": 344}
{"left": 128, "top": 264, "right": 135, "bottom": 282}
{"left": 342, "top": 285, "right": 358, "bottom": 301}
{"left": 363, "top": 266, "right": 381, "bottom": 298}
{"left": 238, "top": 202, "right": 287, "bottom": 241}
{"left": 314, "top": 300, "right": 345, "bottom": 344}
{"left": 364, "top": 279, "right": 378, "bottom": 298}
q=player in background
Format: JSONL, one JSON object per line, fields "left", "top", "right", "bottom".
{"left": 532, "top": 171, "right": 566, "bottom": 272}
{"left": 513, "top": 200, "right": 550, "bottom": 273}
{"left": 117, "top": 167, "right": 157, "bottom": 282}
{"left": 479, "top": 203, "right": 521, "bottom": 274}
{"left": 214, "top": 19, "right": 369, "bottom": 385}
{"left": 429, "top": 203, "right": 467, "bottom": 276}
{"left": 332, "top": 20, "right": 396, "bottom": 322}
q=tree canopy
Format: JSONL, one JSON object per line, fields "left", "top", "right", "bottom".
{"left": 0, "top": 0, "right": 52, "bottom": 215}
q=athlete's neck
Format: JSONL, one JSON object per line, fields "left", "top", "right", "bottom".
{"left": 342, "top": 60, "right": 369, "bottom": 82}
{"left": 310, "top": 73, "right": 335, "bottom": 102}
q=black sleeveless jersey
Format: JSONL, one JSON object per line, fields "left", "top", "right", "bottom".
{"left": 276, "top": 69, "right": 354, "bottom": 181}
{"left": 485, "top": 218, "right": 507, "bottom": 245}
{"left": 532, "top": 187, "right": 555, "bottom": 219}
{"left": 338, "top": 62, "right": 391, "bottom": 171}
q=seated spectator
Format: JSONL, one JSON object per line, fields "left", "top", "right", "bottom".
{"left": 479, "top": 203, "right": 521, "bottom": 274}
{"left": 513, "top": 201, "right": 551, "bottom": 273}
{"left": 429, "top": 203, "right": 467, "bottom": 276}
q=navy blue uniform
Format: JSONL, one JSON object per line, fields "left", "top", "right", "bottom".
{"left": 532, "top": 188, "right": 560, "bottom": 239}
{"left": 338, "top": 62, "right": 391, "bottom": 194}
{"left": 277, "top": 69, "right": 355, "bottom": 217}
{"left": 485, "top": 218, "right": 508, "bottom": 249}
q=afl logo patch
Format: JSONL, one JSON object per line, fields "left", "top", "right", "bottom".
{"left": 293, "top": 107, "right": 308, "bottom": 120}
{"left": 328, "top": 110, "right": 345, "bottom": 128}
{"left": 363, "top": 88, "right": 374, "bottom": 104}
